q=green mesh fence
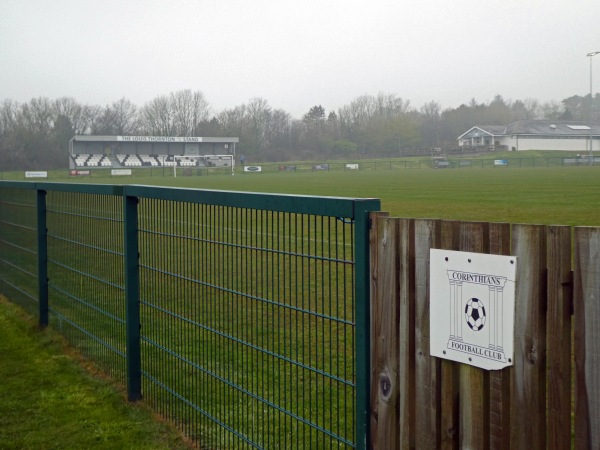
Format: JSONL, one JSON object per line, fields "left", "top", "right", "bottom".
{"left": 45, "top": 189, "right": 127, "bottom": 383}
{"left": 0, "top": 181, "right": 380, "bottom": 449}
{"left": 0, "top": 184, "right": 38, "bottom": 316}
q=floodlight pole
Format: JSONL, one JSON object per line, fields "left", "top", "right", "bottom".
{"left": 587, "top": 51, "right": 600, "bottom": 165}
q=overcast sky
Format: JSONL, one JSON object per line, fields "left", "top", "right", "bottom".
{"left": 1, "top": 0, "right": 599, "bottom": 118}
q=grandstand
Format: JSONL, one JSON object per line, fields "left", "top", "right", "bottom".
{"left": 68, "top": 135, "right": 239, "bottom": 170}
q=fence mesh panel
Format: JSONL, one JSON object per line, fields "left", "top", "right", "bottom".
{"left": 0, "top": 187, "right": 38, "bottom": 315}
{"left": 45, "top": 191, "right": 127, "bottom": 383}
{"left": 0, "top": 182, "right": 380, "bottom": 449}
{"left": 138, "top": 199, "right": 357, "bottom": 449}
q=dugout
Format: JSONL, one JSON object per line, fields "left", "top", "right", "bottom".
{"left": 68, "top": 135, "right": 239, "bottom": 169}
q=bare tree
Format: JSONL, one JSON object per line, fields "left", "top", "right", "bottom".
{"left": 171, "top": 89, "right": 210, "bottom": 136}
{"left": 540, "top": 101, "right": 564, "bottom": 120}
{"left": 217, "top": 104, "right": 247, "bottom": 137}
{"left": 81, "top": 104, "right": 103, "bottom": 135}
{"left": 523, "top": 98, "right": 541, "bottom": 119}
{"left": 268, "top": 108, "right": 292, "bottom": 148}
{"left": 0, "top": 99, "right": 19, "bottom": 135}
{"left": 374, "top": 92, "right": 411, "bottom": 119}
{"left": 19, "top": 97, "right": 53, "bottom": 135}
{"left": 92, "top": 98, "right": 139, "bottom": 135}
{"left": 52, "top": 97, "right": 86, "bottom": 134}
{"left": 336, "top": 92, "right": 417, "bottom": 152}
{"left": 110, "top": 98, "right": 140, "bottom": 134}
{"left": 141, "top": 95, "right": 173, "bottom": 135}
{"left": 420, "top": 100, "right": 441, "bottom": 147}
{"left": 140, "top": 90, "right": 210, "bottom": 136}
{"left": 246, "top": 97, "right": 272, "bottom": 151}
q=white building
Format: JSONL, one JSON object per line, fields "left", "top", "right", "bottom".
{"left": 458, "top": 120, "right": 600, "bottom": 152}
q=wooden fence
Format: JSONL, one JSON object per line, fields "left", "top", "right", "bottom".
{"left": 369, "top": 215, "right": 600, "bottom": 449}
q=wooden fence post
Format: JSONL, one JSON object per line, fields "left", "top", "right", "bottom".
{"left": 398, "top": 219, "right": 416, "bottom": 449}
{"left": 488, "top": 223, "right": 511, "bottom": 450}
{"left": 414, "top": 219, "right": 441, "bottom": 449}
{"left": 370, "top": 212, "right": 398, "bottom": 449}
{"left": 546, "top": 226, "right": 572, "bottom": 450}
{"left": 458, "top": 222, "right": 490, "bottom": 450}
{"left": 574, "top": 227, "right": 600, "bottom": 450}
{"left": 510, "top": 224, "right": 547, "bottom": 449}
{"left": 440, "top": 221, "right": 460, "bottom": 450}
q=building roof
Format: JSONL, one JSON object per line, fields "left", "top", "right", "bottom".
{"left": 504, "top": 120, "right": 600, "bottom": 136}
{"left": 475, "top": 125, "right": 507, "bottom": 135}
{"left": 458, "top": 120, "right": 600, "bottom": 140}
{"left": 70, "top": 135, "right": 239, "bottom": 143}
{"left": 457, "top": 126, "right": 506, "bottom": 140}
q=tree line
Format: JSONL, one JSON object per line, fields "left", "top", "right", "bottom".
{"left": 1, "top": 89, "right": 599, "bottom": 170}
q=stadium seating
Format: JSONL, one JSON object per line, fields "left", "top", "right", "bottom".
{"left": 178, "top": 157, "right": 197, "bottom": 167}
{"left": 123, "top": 155, "right": 142, "bottom": 167}
{"left": 73, "top": 154, "right": 89, "bottom": 166}
{"left": 72, "top": 154, "right": 111, "bottom": 167}
{"left": 71, "top": 153, "right": 219, "bottom": 168}
{"left": 158, "top": 155, "right": 175, "bottom": 166}
{"left": 139, "top": 155, "right": 159, "bottom": 166}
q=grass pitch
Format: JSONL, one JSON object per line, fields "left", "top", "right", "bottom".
{"left": 64, "top": 165, "right": 600, "bottom": 226}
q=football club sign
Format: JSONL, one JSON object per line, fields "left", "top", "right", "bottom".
{"left": 430, "top": 249, "right": 516, "bottom": 370}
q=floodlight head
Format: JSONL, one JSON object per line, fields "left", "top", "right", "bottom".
{"left": 587, "top": 51, "right": 600, "bottom": 57}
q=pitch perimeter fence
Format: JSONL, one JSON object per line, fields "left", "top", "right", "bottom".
{"left": 0, "top": 181, "right": 380, "bottom": 449}
{"left": 3, "top": 155, "right": 600, "bottom": 181}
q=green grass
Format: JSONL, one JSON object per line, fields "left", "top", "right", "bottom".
{"left": 58, "top": 164, "right": 600, "bottom": 226}
{"left": 0, "top": 296, "right": 193, "bottom": 450}
{"left": 4, "top": 150, "right": 600, "bottom": 226}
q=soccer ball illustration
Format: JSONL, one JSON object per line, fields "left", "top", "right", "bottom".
{"left": 465, "top": 298, "right": 486, "bottom": 331}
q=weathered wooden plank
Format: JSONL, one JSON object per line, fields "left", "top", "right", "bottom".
{"left": 369, "top": 213, "right": 399, "bottom": 450}
{"left": 440, "top": 221, "right": 460, "bottom": 450}
{"left": 414, "top": 219, "right": 441, "bottom": 449}
{"left": 510, "top": 224, "right": 547, "bottom": 450}
{"left": 458, "top": 222, "right": 490, "bottom": 450}
{"left": 574, "top": 227, "right": 600, "bottom": 450}
{"left": 488, "top": 222, "right": 511, "bottom": 450}
{"left": 398, "top": 218, "right": 416, "bottom": 450}
{"left": 546, "top": 225, "right": 572, "bottom": 450}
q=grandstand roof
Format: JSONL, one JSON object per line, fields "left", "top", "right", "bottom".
{"left": 70, "top": 135, "right": 239, "bottom": 143}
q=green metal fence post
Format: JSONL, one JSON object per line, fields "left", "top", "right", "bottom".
{"left": 124, "top": 193, "right": 142, "bottom": 401}
{"left": 354, "top": 199, "right": 381, "bottom": 450}
{"left": 37, "top": 188, "right": 48, "bottom": 328}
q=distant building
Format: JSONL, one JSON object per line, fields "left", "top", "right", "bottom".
{"left": 457, "top": 120, "right": 600, "bottom": 152}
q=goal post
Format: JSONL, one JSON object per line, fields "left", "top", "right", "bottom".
{"left": 173, "top": 155, "right": 235, "bottom": 177}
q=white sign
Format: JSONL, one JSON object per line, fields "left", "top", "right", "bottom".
{"left": 494, "top": 160, "right": 508, "bottom": 166}
{"left": 111, "top": 169, "right": 132, "bottom": 176}
{"left": 313, "top": 164, "right": 329, "bottom": 171}
{"left": 244, "top": 166, "right": 262, "bottom": 173}
{"left": 346, "top": 164, "right": 359, "bottom": 170}
{"left": 429, "top": 249, "right": 516, "bottom": 370}
{"left": 116, "top": 136, "right": 204, "bottom": 143}
{"left": 25, "top": 171, "right": 48, "bottom": 178}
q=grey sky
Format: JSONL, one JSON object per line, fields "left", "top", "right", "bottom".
{"left": 1, "top": 0, "right": 599, "bottom": 118}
